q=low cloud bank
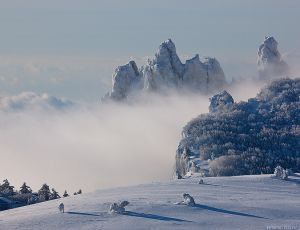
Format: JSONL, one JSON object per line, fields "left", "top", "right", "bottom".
{"left": 0, "top": 92, "right": 209, "bottom": 193}
{"left": 0, "top": 78, "right": 272, "bottom": 194}
{"left": 0, "top": 92, "right": 73, "bottom": 111}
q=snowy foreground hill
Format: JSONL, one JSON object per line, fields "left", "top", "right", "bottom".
{"left": 1, "top": 174, "right": 300, "bottom": 230}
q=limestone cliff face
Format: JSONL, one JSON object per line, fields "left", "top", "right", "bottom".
{"left": 142, "top": 39, "right": 184, "bottom": 91}
{"left": 258, "top": 36, "right": 289, "bottom": 79}
{"left": 105, "top": 39, "right": 227, "bottom": 101}
{"left": 108, "top": 61, "right": 142, "bottom": 101}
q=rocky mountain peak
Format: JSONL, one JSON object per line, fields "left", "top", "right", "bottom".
{"left": 258, "top": 36, "right": 289, "bottom": 79}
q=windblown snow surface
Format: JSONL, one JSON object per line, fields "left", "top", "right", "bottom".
{"left": 1, "top": 174, "right": 300, "bottom": 230}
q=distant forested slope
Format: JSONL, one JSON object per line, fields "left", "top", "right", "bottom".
{"left": 176, "top": 78, "right": 300, "bottom": 177}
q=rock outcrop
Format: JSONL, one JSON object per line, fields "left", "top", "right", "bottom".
{"left": 109, "top": 61, "right": 142, "bottom": 100}
{"left": 209, "top": 90, "right": 234, "bottom": 113}
{"left": 142, "top": 39, "right": 184, "bottom": 90}
{"left": 258, "top": 36, "right": 289, "bottom": 79}
{"left": 104, "top": 39, "right": 227, "bottom": 101}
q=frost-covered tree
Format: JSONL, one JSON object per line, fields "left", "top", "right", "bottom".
{"left": 73, "top": 189, "right": 82, "bottom": 195}
{"left": 38, "top": 184, "right": 51, "bottom": 201}
{"left": 274, "top": 166, "right": 288, "bottom": 180}
{"left": 19, "top": 182, "right": 32, "bottom": 194}
{"left": 50, "top": 188, "right": 60, "bottom": 200}
{"left": 177, "top": 78, "right": 300, "bottom": 177}
{"left": 63, "top": 190, "right": 69, "bottom": 197}
{"left": 27, "top": 194, "right": 39, "bottom": 205}
{"left": 0, "top": 179, "right": 15, "bottom": 196}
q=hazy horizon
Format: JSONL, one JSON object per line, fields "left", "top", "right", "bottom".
{"left": 0, "top": 0, "right": 300, "bottom": 102}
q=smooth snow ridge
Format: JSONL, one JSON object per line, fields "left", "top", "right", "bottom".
{"left": 1, "top": 174, "right": 300, "bottom": 230}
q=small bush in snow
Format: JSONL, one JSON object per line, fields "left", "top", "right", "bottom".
{"left": 109, "top": 201, "right": 129, "bottom": 214}
{"left": 183, "top": 193, "right": 196, "bottom": 206}
{"left": 274, "top": 166, "right": 289, "bottom": 180}
{"left": 198, "top": 179, "right": 204, "bottom": 184}
{"left": 59, "top": 203, "right": 64, "bottom": 213}
{"left": 175, "top": 193, "right": 196, "bottom": 206}
{"left": 63, "top": 190, "right": 69, "bottom": 197}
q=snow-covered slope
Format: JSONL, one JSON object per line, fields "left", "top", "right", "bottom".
{"left": 1, "top": 174, "right": 300, "bottom": 230}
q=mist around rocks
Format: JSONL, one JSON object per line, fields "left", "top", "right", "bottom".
{"left": 0, "top": 36, "right": 296, "bottom": 194}
{"left": 0, "top": 78, "right": 269, "bottom": 194}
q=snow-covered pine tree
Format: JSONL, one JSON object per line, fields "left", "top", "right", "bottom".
{"left": 63, "top": 190, "right": 69, "bottom": 197}
{"left": 19, "top": 182, "right": 32, "bottom": 194}
{"left": 0, "top": 179, "right": 15, "bottom": 196}
{"left": 38, "top": 184, "right": 51, "bottom": 201}
{"left": 50, "top": 188, "right": 60, "bottom": 200}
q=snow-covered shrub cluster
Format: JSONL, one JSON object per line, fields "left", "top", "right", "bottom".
{"left": 175, "top": 193, "right": 196, "bottom": 206}
{"left": 109, "top": 201, "right": 129, "bottom": 214}
{"left": 274, "top": 166, "right": 289, "bottom": 180}
{"left": 177, "top": 78, "right": 300, "bottom": 177}
{"left": 181, "top": 193, "right": 196, "bottom": 206}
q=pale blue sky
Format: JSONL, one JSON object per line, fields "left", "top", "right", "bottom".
{"left": 0, "top": 0, "right": 299, "bottom": 101}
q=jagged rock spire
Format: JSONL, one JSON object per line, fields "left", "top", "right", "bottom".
{"left": 104, "top": 39, "right": 227, "bottom": 101}
{"left": 258, "top": 36, "right": 289, "bottom": 79}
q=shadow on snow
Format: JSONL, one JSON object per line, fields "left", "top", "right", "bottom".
{"left": 123, "top": 211, "right": 192, "bottom": 222}
{"left": 66, "top": 211, "right": 101, "bottom": 217}
{"left": 194, "top": 204, "right": 267, "bottom": 219}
